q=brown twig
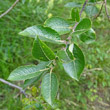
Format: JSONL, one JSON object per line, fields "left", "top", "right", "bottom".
{"left": 94, "top": 1, "right": 105, "bottom": 19}
{"left": 0, "top": 78, "right": 28, "bottom": 97}
{"left": 0, "top": 0, "right": 19, "bottom": 19}
{"left": 104, "top": 0, "right": 110, "bottom": 21}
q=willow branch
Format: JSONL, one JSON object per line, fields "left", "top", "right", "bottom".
{"left": 0, "top": 78, "right": 27, "bottom": 97}
{"left": 104, "top": 0, "right": 110, "bottom": 21}
{"left": 0, "top": 0, "right": 19, "bottom": 19}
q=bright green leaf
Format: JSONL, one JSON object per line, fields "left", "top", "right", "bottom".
{"left": 41, "top": 73, "right": 58, "bottom": 105}
{"left": 32, "top": 37, "right": 55, "bottom": 61}
{"left": 74, "top": 18, "right": 92, "bottom": 35}
{"left": 79, "top": 28, "right": 96, "bottom": 44}
{"left": 45, "top": 17, "right": 71, "bottom": 35}
{"left": 8, "top": 61, "right": 51, "bottom": 81}
{"left": 19, "top": 25, "right": 64, "bottom": 44}
{"left": 65, "top": 2, "right": 81, "bottom": 8}
{"left": 71, "top": 8, "right": 80, "bottom": 22}
{"left": 63, "top": 44, "right": 85, "bottom": 80}
{"left": 85, "top": 5, "right": 99, "bottom": 17}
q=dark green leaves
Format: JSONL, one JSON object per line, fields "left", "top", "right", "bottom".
{"left": 58, "top": 44, "right": 85, "bottom": 80}
{"left": 45, "top": 17, "right": 71, "bottom": 35}
{"left": 71, "top": 8, "right": 80, "bottom": 22}
{"left": 8, "top": 61, "right": 51, "bottom": 81}
{"left": 74, "top": 18, "right": 92, "bottom": 35}
{"left": 32, "top": 37, "right": 55, "bottom": 61}
{"left": 85, "top": 5, "right": 99, "bottom": 17}
{"left": 79, "top": 28, "right": 96, "bottom": 44}
{"left": 65, "top": 2, "right": 81, "bottom": 8}
{"left": 19, "top": 25, "right": 64, "bottom": 44}
{"left": 41, "top": 73, "right": 58, "bottom": 105}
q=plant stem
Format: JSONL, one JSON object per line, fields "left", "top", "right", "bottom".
{"left": 0, "top": 0, "right": 19, "bottom": 19}
{"left": 0, "top": 78, "right": 28, "bottom": 97}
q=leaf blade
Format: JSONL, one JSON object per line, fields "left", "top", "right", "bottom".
{"left": 19, "top": 25, "right": 64, "bottom": 44}
{"left": 8, "top": 61, "right": 51, "bottom": 81}
{"left": 41, "top": 73, "right": 58, "bottom": 105}
{"left": 32, "top": 37, "right": 55, "bottom": 61}
{"left": 45, "top": 17, "right": 71, "bottom": 35}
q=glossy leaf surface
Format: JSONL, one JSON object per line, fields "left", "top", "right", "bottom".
{"left": 8, "top": 61, "right": 50, "bottom": 81}
{"left": 45, "top": 17, "right": 71, "bottom": 35}
{"left": 74, "top": 18, "right": 91, "bottom": 35}
{"left": 32, "top": 37, "right": 55, "bottom": 61}
{"left": 19, "top": 25, "right": 64, "bottom": 44}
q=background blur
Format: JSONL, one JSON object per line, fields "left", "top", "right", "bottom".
{"left": 0, "top": 0, "right": 110, "bottom": 110}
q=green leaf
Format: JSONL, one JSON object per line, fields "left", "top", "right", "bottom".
{"left": 8, "top": 61, "right": 51, "bottom": 81}
{"left": 45, "top": 17, "right": 71, "bottom": 35}
{"left": 65, "top": 2, "right": 81, "bottom": 8}
{"left": 23, "top": 73, "right": 43, "bottom": 88}
{"left": 19, "top": 25, "right": 64, "bottom": 44}
{"left": 78, "top": 28, "right": 96, "bottom": 44}
{"left": 66, "top": 44, "right": 74, "bottom": 60}
{"left": 63, "top": 44, "right": 85, "bottom": 80}
{"left": 32, "top": 37, "right": 55, "bottom": 61}
{"left": 41, "top": 73, "right": 58, "bottom": 105}
{"left": 71, "top": 8, "right": 80, "bottom": 22}
{"left": 57, "top": 50, "right": 71, "bottom": 63}
{"left": 85, "top": 5, "right": 99, "bottom": 17}
{"left": 74, "top": 18, "right": 92, "bottom": 35}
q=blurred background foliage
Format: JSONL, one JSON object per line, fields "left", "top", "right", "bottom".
{"left": 0, "top": 0, "right": 110, "bottom": 110}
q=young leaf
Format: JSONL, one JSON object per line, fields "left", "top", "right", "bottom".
{"left": 73, "top": 18, "right": 92, "bottom": 35}
{"left": 78, "top": 28, "right": 96, "bottom": 44}
{"left": 41, "top": 73, "right": 58, "bottom": 105}
{"left": 63, "top": 44, "right": 85, "bottom": 80}
{"left": 85, "top": 5, "right": 99, "bottom": 17}
{"left": 45, "top": 17, "right": 71, "bottom": 35}
{"left": 65, "top": 2, "right": 81, "bottom": 8}
{"left": 8, "top": 61, "right": 51, "bottom": 81}
{"left": 71, "top": 8, "right": 80, "bottom": 22}
{"left": 32, "top": 37, "right": 55, "bottom": 61}
{"left": 19, "top": 25, "right": 64, "bottom": 44}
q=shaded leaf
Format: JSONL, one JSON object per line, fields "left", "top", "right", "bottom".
{"left": 19, "top": 25, "right": 64, "bottom": 44}
{"left": 79, "top": 28, "right": 96, "bottom": 44}
{"left": 32, "top": 37, "right": 55, "bottom": 61}
{"left": 65, "top": 2, "right": 81, "bottom": 8}
{"left": 41, "top": 73, "right": 58, "bottom": 105}
{"left": 45, "top": 17, "right": 71, "bottom": 35}
{"left": 85, "top": 5, "right": 99, "bottom": 17}
{"left": 23, "top": 73, "right": 43, "bottom": 88}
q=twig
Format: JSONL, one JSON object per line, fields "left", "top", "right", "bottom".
{"left": 94, "top": 1, "right": 104, "bottom": 19}
{"left": 80, "top": 0, "right": 88, "bottom": 16}
{"left": 104, "top": 0, "right": 110, "bottom": 21}
{"left": 73, "top": 0, "right": 88, "bottom": 32}
{"left": 0, "top": 78, "right": 28, "bottom": 97}
{"left": 0, "top": 0, "right": 19, "bottom": 19}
